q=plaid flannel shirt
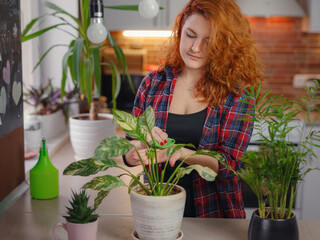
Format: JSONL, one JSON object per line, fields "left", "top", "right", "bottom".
{"left": 131, "top": 66, "right": 254, "bottom": 218}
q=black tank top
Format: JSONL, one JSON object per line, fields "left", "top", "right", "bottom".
{"left": 164, "top": 107, "right": 207, "bottom": 217}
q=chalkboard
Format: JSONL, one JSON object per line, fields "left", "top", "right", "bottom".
{"left": 0, "top": 0, "right": 23, "bottom": 137}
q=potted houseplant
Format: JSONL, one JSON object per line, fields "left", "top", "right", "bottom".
{"left": 21, "top": 0, "right": 137, "bottom": 159}
{"left": 238, "top": 81, "right": 320, "bottom": 240}
{"left": 63, "top": 106, "right": 234, "bottom": 240}
{"left": 53, "top": 189, "right": 99, "bottom": 240}
{"left": 24, "top": 80, "right": 78, "bottom": 140}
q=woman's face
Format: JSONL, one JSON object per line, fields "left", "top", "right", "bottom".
{"left": 179, "top": 13, "right": 211, "bottom": 71}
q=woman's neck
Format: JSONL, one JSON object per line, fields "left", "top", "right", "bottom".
{"left": 180, "top": 68, "right": 202, "bottom": 87}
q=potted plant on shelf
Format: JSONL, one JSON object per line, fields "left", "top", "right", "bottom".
{"left": 53, "top": 189, "right": 99, "bottom": 240}
{"left": 24, "top": 80, "right": 78, "bottom": 140}
{"left": 238, "top": 81, "right": 320, "bottom": 240}
{"left": 63, "top": 106, "right": 234, "bottom": 240}
{"left": 21, "top": 0, "right": 137, "bottom": 159}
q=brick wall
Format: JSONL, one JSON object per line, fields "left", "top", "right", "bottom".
{"left": 110, "top": 17, "right": 320, "bottom": 99}
{"left": 250, "top": 17, "right": 320, "bottom": 99}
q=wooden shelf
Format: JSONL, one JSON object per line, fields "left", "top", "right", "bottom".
{"left": 101, "top": 48, "right": 147, "bottom": 75}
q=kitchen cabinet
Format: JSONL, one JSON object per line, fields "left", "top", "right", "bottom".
{"left": 103, "top": 0, "right": 188, "bottom": 30}
{"left": 300, "top": 125, "right": 320, "bottom": 220}
{"left": 302, "top": 0, "right": 320, "bottom": 33}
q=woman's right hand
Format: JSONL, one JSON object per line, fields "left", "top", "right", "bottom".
{"left": 145, "top": 126, "right": 168, "bottom": 146}
{"left": 124, "top": 127, "right": 168, "bottom": 166}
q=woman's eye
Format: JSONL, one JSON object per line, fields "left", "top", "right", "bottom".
{"left": 186, "top": 33, "right": 196, "bottom": 38}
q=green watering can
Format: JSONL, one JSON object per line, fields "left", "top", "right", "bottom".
{"left": 30, "top": 137, "right": 59, "bottom": 199}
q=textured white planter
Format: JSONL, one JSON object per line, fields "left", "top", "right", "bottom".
{"left": 37, "top": 109, "right": 67, "bottom": 139}
{"left": 69, "top": 113, "right": 116, "bottom": 160}
{"left": 130, "top": 185, "right": 186, "bottom": 240}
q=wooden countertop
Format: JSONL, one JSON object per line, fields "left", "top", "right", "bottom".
{"left": 0, "top": 141, "right": 320, "bottom": 239}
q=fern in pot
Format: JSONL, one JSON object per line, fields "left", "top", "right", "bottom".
{"left": 21, "top": 0, "right": 138, "bottom": 159}
{"left": 63, "top": 106, "right": 234, "bottom": 240}
{"left": 238, "top": 81, "right": 320, "bottom": 240}
{"left": 53, "top": 189, "right": 99, "bottom": 240}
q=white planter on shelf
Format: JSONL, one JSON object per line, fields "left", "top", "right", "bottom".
{"left": 24, "top": 115, "right": 42, "bottom": 150}
{"left": 37, "top": 109, "right": 67, "bottom": 139}
{"left": 24, "top": 128, "right": 42, "bottom": 150}
{"left": 69, "top": 113, "right": 116, "bottom": 160}
{"left": 130, "top": 185, "right": 186, "bottom": 240}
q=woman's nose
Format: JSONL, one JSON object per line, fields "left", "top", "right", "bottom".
{"left": 191, "top": 39, "right": 202, "bottom": 52}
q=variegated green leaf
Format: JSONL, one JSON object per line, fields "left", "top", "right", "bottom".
{"left": 113, "top": 109, "right": 145, "bottom": 140}
{"left": 113, "top": 109, "right": 137, "bottom": 132}
{"left": 138, "top": 106, "right": 155, "bottom": 131}
{"left": 93, "top": 158, "right": 118, "bottom": 167}
{"left": 94, "top": 190, "right": 110, "bottom": 208}
{"left": 63, "top": 158, "right": 109, "bottom": 176}
{"left": 181, "top": 164, "right": 217, "bottom": 181}
{"left": 135, "top": 120, "right": 147, "bottom": 142}
{"left": 193, "top": 150, "right": 237, "bottom": 175}
{"left": 94, "top": 136, "right": 134, "bottom": 160}
{"left": 83, "top": 175, "right": 125, "bottom": 191}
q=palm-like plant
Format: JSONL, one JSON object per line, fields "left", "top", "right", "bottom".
{"left": 22, "top": 0, "right": 135, "bottom": 119}
{"left": 239, "top": 81, "right": 320, "bottom": 219}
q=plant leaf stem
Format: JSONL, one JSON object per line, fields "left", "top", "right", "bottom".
{"left": 116, "top": 165, "right": 151, "bottom": 195}
{"left": 162, "top": 156, "right": 191, "bottom": 194}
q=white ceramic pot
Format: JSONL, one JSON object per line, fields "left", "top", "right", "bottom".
{"left": 69, "top": 113, "right": 116, "bottom": 160}
{"left": 130, "top": 185, "right": 186, "bottom": 240}
{"left": 37, "top": 109, "right": 67, "bottom": 139}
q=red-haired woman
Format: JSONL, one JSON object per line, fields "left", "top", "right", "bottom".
{"left": 123, "top": 0, "right": 264, "bottom": 218}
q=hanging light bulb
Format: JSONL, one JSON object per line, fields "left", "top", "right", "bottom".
{"left": 139, "top": 0, "right": 159, "bottom": 19}
{"left": 87, "top": 0, "right": 108, "bottom": 44}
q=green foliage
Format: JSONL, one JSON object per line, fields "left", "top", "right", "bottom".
{"left": 23, "top": 80, "right": 78, "bottom": 117}
{"left": 239, "top": 80, "right": 320, "bottom": 219}
{"left": 22, "top": 0, "right": 134, "bottom": 109}
{"left": 64, "top": 106, "right": 231, "bottom": 208}
{"left": 64, "top": 189, "right": 98, "bottom": 224}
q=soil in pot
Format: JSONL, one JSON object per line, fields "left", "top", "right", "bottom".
{"left": 73, "top": 115, "right": 111, "bottom": 120}
{"left": 136, "top": 185, "right": 181, "bottom": 196}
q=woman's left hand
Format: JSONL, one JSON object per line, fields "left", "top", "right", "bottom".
{"left": 132, "top": 147, "right": 183, "bottom": 167}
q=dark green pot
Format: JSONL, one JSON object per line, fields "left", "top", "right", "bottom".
{"left": 248, "top": 209, "right": 299, "bottom": 240}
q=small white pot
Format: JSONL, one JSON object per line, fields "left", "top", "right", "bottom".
{"left": 130, "top": 185, "right": 186, "bottom": 240}
{"left": 37, "top": 109, "right": 67, "bottom": 139}
{"left": 53, "top": 218, "right": 99, "bottom": 240}
{"left": 69, "top": 113, "right": 116, "bottom": 160}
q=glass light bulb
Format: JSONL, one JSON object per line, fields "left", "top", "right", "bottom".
{"left": 139, "top": 0, "right": 159, "bottom": 19}
{"left": 87, "top": 18, "right": 108, "bottom": 44}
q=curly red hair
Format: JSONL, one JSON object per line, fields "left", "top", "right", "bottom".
{"left": 159, "top": 0, "right": 264, "bottom": 107}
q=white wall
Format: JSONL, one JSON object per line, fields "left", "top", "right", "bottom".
{"left": 21, "top": 0, "right": 41, "bottom": 90}
{"left": 21, "top": 0, "right": 78, "bottom": 91}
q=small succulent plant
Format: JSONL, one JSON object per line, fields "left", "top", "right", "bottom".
{"left": 64, "top": 189, "right": 99, "bottom": 224}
